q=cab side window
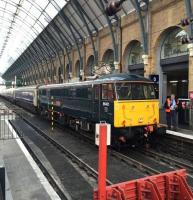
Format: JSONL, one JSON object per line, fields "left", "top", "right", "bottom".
{"left": 102, "top": 84, "right": 108, "bottom": 100}
{"left": 102, "top": 84, "right": 114, "bottom": 101}
{"left": 94, "top": 85, "right": 99, "bottom": 100}
{"left": 108, "top": 84, "right": 114, "bottom": 101}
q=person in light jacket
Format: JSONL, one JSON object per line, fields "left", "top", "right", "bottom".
{"left": 170, "top": 94, "right": 178, "bottom": 131}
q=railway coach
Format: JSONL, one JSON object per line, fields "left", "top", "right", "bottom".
{"left": 14, "top": 86, "right": 38, "bottom": 113}
{"left": 0, "top": 88, "right": 15, "bottom": 102}
{"left": 38, "top": 73, "right": 165, "bottom": 145}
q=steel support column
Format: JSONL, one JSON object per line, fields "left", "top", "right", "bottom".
{"left": 97, "top": 0, "right": 119, "bottom": 70}
{"left": 59, "top": 11, "right": 84, "bottom": 74}
{"left": 130, "top": 0, "right": 149, "bottom": 55}
{"left": 72, "top": 0, "right": 98, "bottom": 69}
{"left": 51, "top": 21, "right": 73, "bottom": 79}
{"left": 184, "top": 0, "right": 193, "bottom": 37}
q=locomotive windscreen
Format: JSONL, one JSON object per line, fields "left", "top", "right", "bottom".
{"left": 115, "top": 82, "right": 156, "bottom": 100}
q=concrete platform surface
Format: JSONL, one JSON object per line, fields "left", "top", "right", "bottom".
{"left": 0, "top": 119, "right": 61, "bottom": 200}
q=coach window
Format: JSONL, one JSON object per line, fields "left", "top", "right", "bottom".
{"left": 102, "top": 84, "right": 114, "bottom": 100}
{"left": 40, "top": 90, "right": 44, "bottom": 96}
{"left": 63, "top": 89, "right": 68, "bottom": 97}
{"left": 88, "top": 87, "right": 92, "bottom": 99}
{"left": 102, "top": 84, "right": 108, "bottom": 100}
{"left": 94, "top": 85, "right": 99, "bottom": 100}
{"left": 108, "top": 84, "right": 114, "bottom": 101}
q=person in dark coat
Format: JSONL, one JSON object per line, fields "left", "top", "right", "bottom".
{"left": 164, "top": 96, "right": 171, "bottom": 130}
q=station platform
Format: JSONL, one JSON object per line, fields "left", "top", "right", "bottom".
{"left": 166, "top": 128, "right": 193, "bottom": 140}
{"left": 0, "top": 117, "right": 61, "bottom": 200}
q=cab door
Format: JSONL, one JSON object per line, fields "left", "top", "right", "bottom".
{"left": 100, "top": 84, "right": 114, "bottom": 123}
{"left": 92, "top": 84, "right": 101, "bottom": 122}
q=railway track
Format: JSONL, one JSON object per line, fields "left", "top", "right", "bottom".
{"left": 9, "top": 120, "right": 69, "bottom": 200}
{"left": 16, "top": 109, "right": 160, "bottom": 178}
{"left": 2, "top": 98, "right": 193, "bottom": 189}
{"left": 9, "top": 114, "right": 113, "bottom": 199}
{"left": 141, "top": 148, "right": 193, "bottom": 174}
{"left": 156, "top": 134, "right": 193, "bottom": 162}
{"left": 18, "top": 114, "right": 113, "bottom": 185}
{"left": 3, "top": 99, "right": 161, "bottom": 179}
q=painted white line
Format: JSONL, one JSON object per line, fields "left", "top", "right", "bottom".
{"left": 5, "top": 120, "right": 61, "bottom": 200}
{"left": 167, "top": 130, "right": 193, "bottom": 140}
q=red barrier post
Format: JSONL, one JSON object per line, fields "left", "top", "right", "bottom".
{"left": 98, "top": 124, "right": 107, "bottom": 200}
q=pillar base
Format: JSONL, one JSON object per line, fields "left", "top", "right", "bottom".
{"left": 69, "top": 72, "right": 72, "bottom": 78}
{"left": 114, "top": 61, "right": 120, "bottom": 71}
{"left": 142, "top": 54, "right": 151, "bottom": 78}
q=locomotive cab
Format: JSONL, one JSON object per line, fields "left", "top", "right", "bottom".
{"left": 114, "top": 82, "right": 159, "bottom": 128}
{"left": 113, "top": 81, "right": 161, "bottom": 143}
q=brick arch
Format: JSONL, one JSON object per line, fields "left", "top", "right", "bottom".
{"left": 122, "top": 40, "right": 142, "bottom": 72}
{"left": 153, "top": 25, "right": 187, "bottom": 105}
{"left": 153, "top": 25, "right": 185, "bottom": 73}
{"left": 86, "top": 55, "right": 94, "bottom": 76}
{"left": 65, "top": 63, "right": 70, "bottom": 77}
{"left": 154, "top": 26, "right": 183, "bottom": 55}
{"left": 75, "top": 60, "right": 80, "bottom": 77}
{"left": 102, "top": 49, "right": 114, "bottom": 63}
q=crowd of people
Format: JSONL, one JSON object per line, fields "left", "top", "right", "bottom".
{"left": 164, "top": 94, "right": 179, "bottom": 131}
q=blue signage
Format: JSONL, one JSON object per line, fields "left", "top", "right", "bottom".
{"left": 149, "top": 75, "right": 159, "bottom": 84}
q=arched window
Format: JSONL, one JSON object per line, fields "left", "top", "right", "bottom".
{"left": 53, "top": 68, "right": 56, "bottom": 76}
{"left": 58, "top": 67, "right": 62, "bottom": 83}
{"left": 75, "top": 60, "right": 80, "bottom": 77}
{"left": 87, "top": 55, "right": 94, "bottom": 76}
{"left": 47, "top": 69, "right": 50, "bottom": 77}
{"left": 161, "top": 28, "right": 188, "bottom": 59}
{"left": 128, "top": 41, "right": 143, "bottom": 65}
{"left": 102, "top": 49, "right": 114, "bottom": 70}
{"left": 58, "top": 67, "right": 61, "bottom": 76}
{"left": 66, "top": 64, "right": 70, "bottom": 78}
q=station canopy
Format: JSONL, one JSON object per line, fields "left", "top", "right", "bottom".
{"left": 1, "top": 0, "right": 135, "bottom": 79}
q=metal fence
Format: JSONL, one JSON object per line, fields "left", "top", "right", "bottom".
{"left": 0, "top": 109, "right": 23, "bottom": 140}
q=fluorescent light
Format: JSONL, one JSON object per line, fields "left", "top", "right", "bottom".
{"left": 169, "top": 80, "right": 178, "bottom": 83}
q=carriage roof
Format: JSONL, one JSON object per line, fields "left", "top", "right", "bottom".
{"left": 39, "top": 73, "right": 153, "bottom": 90}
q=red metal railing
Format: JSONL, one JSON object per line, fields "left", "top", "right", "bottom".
{"left": 94, "top": 169, "right": 193, "bottom": 200}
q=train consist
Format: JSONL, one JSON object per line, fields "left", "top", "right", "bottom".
{"left": 0, "top": 73, "right": 165, "bottom": 145}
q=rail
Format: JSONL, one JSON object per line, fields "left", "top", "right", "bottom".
{"left": 12, "top": 111, "right": 113, "bottom": 186}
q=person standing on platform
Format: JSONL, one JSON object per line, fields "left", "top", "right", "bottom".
{"left": 170, "top": 94, "right": 178, "bottom": 131}
{"left": 164, "top": 96, "right": 171, "bottom": 130}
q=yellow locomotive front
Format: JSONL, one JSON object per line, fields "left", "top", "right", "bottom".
{"left": 113, "top": 81, "right": 163, "bottom": 143}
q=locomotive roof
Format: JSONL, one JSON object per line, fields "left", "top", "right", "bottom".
{"left": 15, "top": 85, "right": 38, "bottom": 91}
{"left": 97, "top": 73, "right": 152, "bottom": 82}
{"left": 39, "top": 73, "right": 153, "bottom": 89}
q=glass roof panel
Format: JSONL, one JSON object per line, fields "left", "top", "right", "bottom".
{"left": 2, "top": 0, "right": 139, "bottom": 79}
{"left": 45, "top": 4, "right": 58, "bottom": 19}
{"left": 6, "top": 4, "right": 16, "bottom": 13}
{"left": 36, "top": 0, "right": 49, "bottom": 10}
{"left": 0, "top": 0, "right": 67, "bottom": 74}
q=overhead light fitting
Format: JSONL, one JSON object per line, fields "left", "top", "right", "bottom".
{"left": 169, "top": 80, "right": 178, "bottom": 83}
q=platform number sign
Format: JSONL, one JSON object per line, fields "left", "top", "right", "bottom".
{"left": 149, "top": 75, "right": 159, "bottom": 84}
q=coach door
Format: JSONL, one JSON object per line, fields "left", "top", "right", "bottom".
{"left": 92, "top": 85, "right": 100, "bottom": 121}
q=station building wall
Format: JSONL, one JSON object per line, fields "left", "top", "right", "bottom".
{"left": 24, "top": 0, "right": 192, "bottom": 104}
